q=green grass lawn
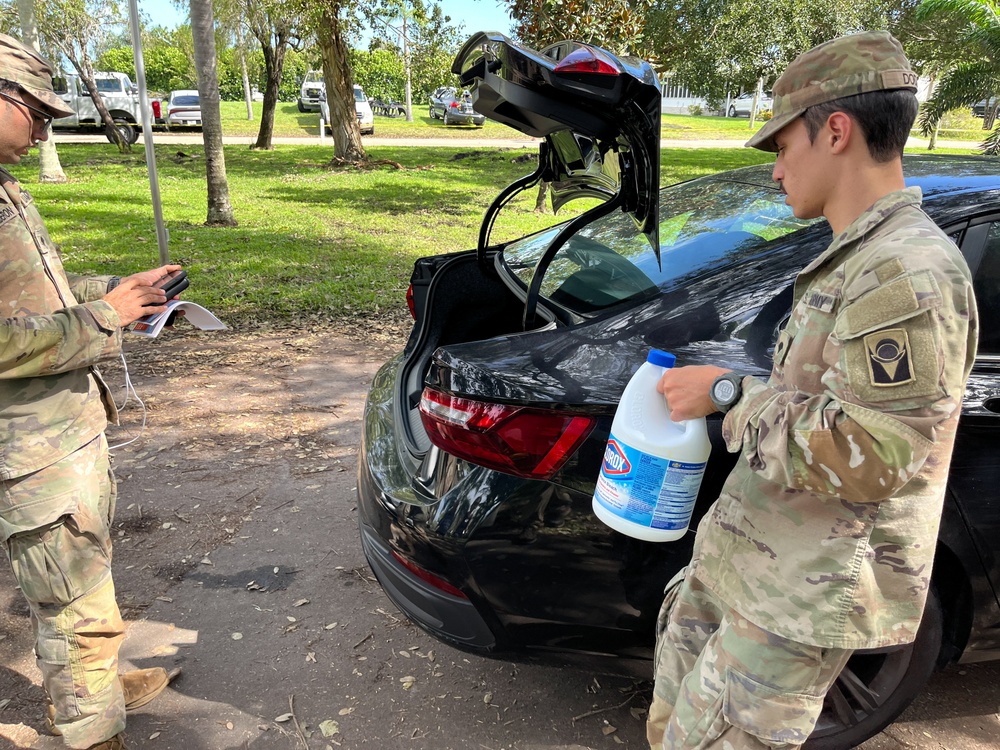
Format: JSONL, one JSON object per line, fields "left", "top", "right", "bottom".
{"left": 10, "top": 144, "right": 772, "bottom": 325}
{"left": 214, "top": 101, "right": 990, "bottom": 143}
{"left": 7, "top": 141, "right": 987, "bottom": 328}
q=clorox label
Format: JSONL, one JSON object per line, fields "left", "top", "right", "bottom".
{"left": 602, "top": 440, "right": 632, "bottom": 476}
{"left": 593, "top": 431, "right": 707, "bottom": 531}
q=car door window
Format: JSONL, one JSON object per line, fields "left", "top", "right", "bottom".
{"left": 972, "top": 222, "right": 1000, "bottom": 355}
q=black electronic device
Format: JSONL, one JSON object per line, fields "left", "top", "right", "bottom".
{"left": 148, "top": 269, "right": 189, "bottom": 304}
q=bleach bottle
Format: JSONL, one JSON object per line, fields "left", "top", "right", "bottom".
{"left": 593, "top": 350, "right": 711, "bottom": 542}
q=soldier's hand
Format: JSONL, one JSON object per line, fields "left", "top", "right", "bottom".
{"left": 104, "top": 265, "right": 182, "bottom": 327}
{"left": 657, "top": 365, "right": 730, "bottom": 421}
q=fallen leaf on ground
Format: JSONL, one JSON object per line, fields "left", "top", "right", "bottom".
{"left": 293, "top": 598, "right": 310, "bottom": 607}
{"left": 319, "top": 720, "right": 340, "bottom": 737}
{"left": 400, "top": 675, "right": 416, "bottom": 689}
{"left": 338, "top": 707, "right": 354, "bottom": 716}
{"left": 231, "top": 632, "right": 243, "bottom": 640}
{"left": 275, "top": 713, "right": 293, "bottom": 723}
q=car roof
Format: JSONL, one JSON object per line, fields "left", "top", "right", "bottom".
{"left": 171, "top": 89, "right": 199, "bottom": 97}
{"left": 711, "top": 154, "right": 1000, "bottom": 200}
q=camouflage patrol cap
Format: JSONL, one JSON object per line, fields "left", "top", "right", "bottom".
{"left": 0, "top": 33, "right": 74, "bottom": 119}
{"left": 746, "top": 31, "right": 917, "bottom": 152}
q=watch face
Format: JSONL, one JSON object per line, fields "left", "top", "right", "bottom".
{"left": 713, "top": 378, "right": 738, "bottom": 404}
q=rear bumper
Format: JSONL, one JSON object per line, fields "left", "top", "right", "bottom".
{"left": 358, "top": 516, "right": 496, "bottom": 649}
{"left": 356, "top": 358, "right": 496, "bottom": 650}
{"left": 445, "top": 110, "right": 485, "bottom": 125}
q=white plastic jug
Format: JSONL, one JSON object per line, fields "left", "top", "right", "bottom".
{"left": 592, "top": 350, "right": 711, "bottom": 542}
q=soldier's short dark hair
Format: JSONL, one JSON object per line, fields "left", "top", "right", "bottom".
{"left": 0, "top": 77, "right": 20, "bottom": 95}
{"left": 802, "top": 89, "right": 918, "bottom": 163}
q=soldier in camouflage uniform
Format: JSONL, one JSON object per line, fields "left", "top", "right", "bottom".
{"left": 0, "top": 34, "right": 183, "bottom": 750}
{"left": 647, "top": 31, "right": 978, "bottom": 749}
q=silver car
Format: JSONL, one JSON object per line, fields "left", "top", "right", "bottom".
{"left": 166, "top": 90, "right": 201, "bottom": 127}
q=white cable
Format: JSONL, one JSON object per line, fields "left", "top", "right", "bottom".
{"left": 108, "top": 351, "right": 147, "bottom": 451}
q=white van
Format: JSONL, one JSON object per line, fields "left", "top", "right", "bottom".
{"left": 320, "top": 84, "right": 375, "bottom": 136}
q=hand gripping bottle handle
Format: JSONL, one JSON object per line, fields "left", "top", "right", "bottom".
{"left": 592, "top": 349, "right": 711, "bottom": 542}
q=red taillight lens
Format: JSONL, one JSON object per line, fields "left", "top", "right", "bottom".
{"left": 391, "top": 550, "right": 467, "bottom": 599}
{"left": 419, "top": 388, "right": 595, "bottom": 480}
{"left": 449, "top": 101, "right": 459, "bottom": 108}
{"left": 152, "top": 100, "right": 161, "bottom": 118}
{"left": 553, "top": 47, "right": 619, "bottom": 76}
{"left": 406, "top": 284, "right": 416, "bottom": 319}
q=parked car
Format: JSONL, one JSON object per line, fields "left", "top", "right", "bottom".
{"left": 298, "top": 69, "right": 325, "bottom": 112}
{"left": 165, "top": 90, "right": 202, "bottom": 127}
{"left": 428, "top": 86, "right": 486, "bottom": 126}
{"left": 972, "top": 97, "right": 997, "bottom": 119}
{"left": 729, "top": 91, "right": 773, "bottom": 117}
{"left": 358, "top": 31, "right": 1000, "bottom": 750}
{"left": 319, "top": 85, "right": 374, "bottom": 136}
{"left": 52, "top": 71, "right": 146, "bottom": 145}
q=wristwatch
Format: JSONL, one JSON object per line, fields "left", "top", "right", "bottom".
{"left": 710, "top": 372, "right": 743, "bottom": 413}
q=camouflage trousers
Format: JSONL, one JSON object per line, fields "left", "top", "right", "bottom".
{"left": 1, "top": 435, "right": 126, "bottom": 749}
{"left": 647, "top": 573, "right": 852, "bottom": 750}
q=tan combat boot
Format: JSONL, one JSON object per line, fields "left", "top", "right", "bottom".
{"left": 47, "top": 668, "right": 180, "bottom": 735}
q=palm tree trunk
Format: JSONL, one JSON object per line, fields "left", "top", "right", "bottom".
{"left": 190, "top": 0, "right": 237, "bottom": 226}
{"left": 16, "top": 0, "right": 67, "bottom": 182}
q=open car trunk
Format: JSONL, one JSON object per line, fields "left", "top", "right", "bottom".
{"left": 395, "top": 33, "right": 662, "bottom": 456}
{"left": 396, "top": 248, "right": 552, "bottom": 454}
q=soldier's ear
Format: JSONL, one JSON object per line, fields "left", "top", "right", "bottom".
{"left": 826, "top": 112, "right": 853, "bottom": 155}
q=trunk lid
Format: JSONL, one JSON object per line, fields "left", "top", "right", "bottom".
{"left": 453, "top": 32, "right": 661, "bottom": 256}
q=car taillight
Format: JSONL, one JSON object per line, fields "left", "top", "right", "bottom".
{"left": 152, "top": 100, "right": 161, "bottom": 118}
{"left": 553, "top": 47, "right": 618, "bottom": 76}
{"left": 391, "top": 550, "right": 467, "bottom": 599}
{"left": 406, "top": 284, "right": 416, "bottom": 319}
{"left": 450, "top": 101, "right": 459, "bottom": 108}
{"left": 419, "top": 388, "right": 595, "bottom": 480}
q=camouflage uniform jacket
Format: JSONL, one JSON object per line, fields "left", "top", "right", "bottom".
{"left": 690, "top": 187, "right": 978, "bottom": 649}
{"left": 0, "top": 167, "right": 121, "bottom": 532}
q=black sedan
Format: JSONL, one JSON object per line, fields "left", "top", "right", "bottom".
{"left": 359, "top": 32, "right": 1000, "bottom": 750}
{"left": 427, "top": 85, "right": 486, "bottom": 126}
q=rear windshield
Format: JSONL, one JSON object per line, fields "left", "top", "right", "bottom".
{"left": 500, "top": 174, "right": 819, "bottom": 314}
{"left": 172, "top": 95, "right": 199, "bottom": 106}
{"left": 95, "top": 77, "right": 126, "bottom": 94}
{"left": 354, "top": 88, "right": 366, "bottom": 102}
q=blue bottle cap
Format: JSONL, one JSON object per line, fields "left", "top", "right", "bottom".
{"left": 647, "top": 349, "right": 676, "bottom": 368}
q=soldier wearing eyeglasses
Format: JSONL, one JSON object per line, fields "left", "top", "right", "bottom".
{"left": 0, "top": 33, "right": 182, "bottom": 750}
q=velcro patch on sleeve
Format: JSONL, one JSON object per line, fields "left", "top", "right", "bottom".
{"left": 845, "top": 319, "right": 944, "bottom": 404}
{"left": 863, "top": 329, "right": 914, "bottom": 386}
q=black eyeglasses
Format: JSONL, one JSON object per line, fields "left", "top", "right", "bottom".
{"left": 0, "top": 90, "right": 53, "bottom": 133}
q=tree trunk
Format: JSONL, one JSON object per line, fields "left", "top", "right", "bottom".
{"left": 237, "top": 20, "right": 253, "bottom": 120}
{"left": 65, "top": 52, "right": 130, "bottom": 152}
{"left": 318, "top": 5, "right": 365, "bottom": 162}
{"left": 190, "top": 0, "right": 237, "bottom": 226}
{"left": 17, "top": 0, "right": 67, "bottom": 182}
{"left": 253, "top": 37, "right": 285, "bottom": 149}
{"left": 534, "top": 182, "right": 549, "bottom": 213}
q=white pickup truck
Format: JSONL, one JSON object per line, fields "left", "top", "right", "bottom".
{"left": 52, "top": 71, "right": 148, "bottom": 145}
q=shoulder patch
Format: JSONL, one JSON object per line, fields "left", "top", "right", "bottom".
{"left": 863, "top": 329, "right": 913, "bottom": 386}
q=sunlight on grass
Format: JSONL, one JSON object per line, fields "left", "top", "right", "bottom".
{"left": 9, "top": 142, "right": 979, "bottom": 326}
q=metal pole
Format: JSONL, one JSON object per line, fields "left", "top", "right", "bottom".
{"left": 127, "top": 0, "right": 169, "bottom": 264}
